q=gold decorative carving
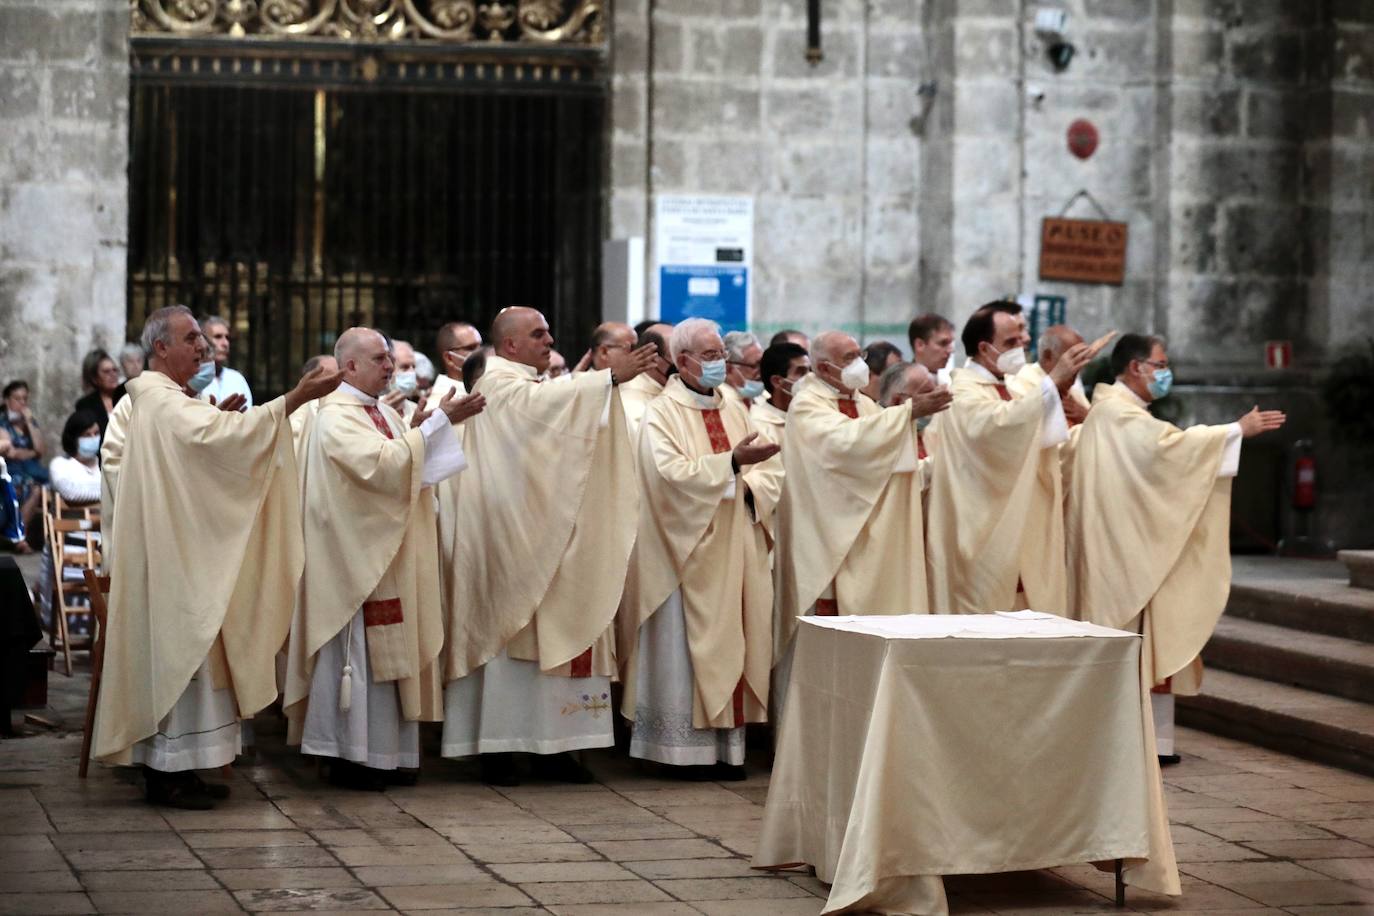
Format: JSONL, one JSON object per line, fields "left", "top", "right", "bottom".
{"left": 131, "top": 0, "right": 604, "bottom": 45}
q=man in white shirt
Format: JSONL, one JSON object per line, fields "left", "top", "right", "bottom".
{"left": 200, "top": 316, "right": 254, "bottom": 409}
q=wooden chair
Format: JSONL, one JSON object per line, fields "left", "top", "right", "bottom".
{"left": 42, "top": 490, "right": 102, "bottom": 676}
{"left": 79, "top": 570, "right": 110, "bottom": 779}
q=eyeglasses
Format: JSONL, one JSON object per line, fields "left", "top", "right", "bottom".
{"left": 689, "top": 350, "right": 727, "bottom": 362}
{"left": 1139, "top": 359, "right": 1170, "bottom": 369}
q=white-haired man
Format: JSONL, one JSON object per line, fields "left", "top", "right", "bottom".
{"left": 619, "top": 318, "right": 781, "bottom": 777}
{"left": 284, "top": 328, "right": 483, "bottom": 790}
{"left": 92, "top": 305, "right": 340, "bottom": 809}
{"left": 771, "top": 331, "right": 951, "bottom": 715}
{"left": 722, "top": 330, "right": 764, "bottom": 407}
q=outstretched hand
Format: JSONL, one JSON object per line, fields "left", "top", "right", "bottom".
{"left": 1048, "top": 342, "right": 1094, "bottom": 393}
{"left": 209, "top": 393, "right": 247, "bottom": 413}
{"left": 1238, "top": 405, "right": 1286, "bottom": 438}
{"left": 284, "top": 365, "right": 344, "bottom": 416}
{"left": 607, "top": 343, "right": 659, "bottom": 384}
{"left": 909, "top": 387, "right": 953, "bottom": 420}
{"left": 732, "top": 431, "right": 781, "bottom": 468}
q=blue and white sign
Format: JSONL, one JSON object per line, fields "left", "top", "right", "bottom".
{"left": 655, "top": 195, "right": 753, "bottom": 333}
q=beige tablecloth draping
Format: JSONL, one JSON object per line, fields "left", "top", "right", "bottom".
{"left": 753, "top": 612, "right": 1180, "bottom": 915}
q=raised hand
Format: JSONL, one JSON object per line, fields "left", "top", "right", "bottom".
{"left": 1048, "top": 342, "right": 1094, "bottom": 393}
{"left": 573, "top": 349, "right": 594, "bottom": 373}
{"left": 732, "top": 431, "right": 781, "bottom": 468}
{"left": 1062, "top": 392, "right": 1089, "bottom": 425}
{"left": 1085, "top": 331, "right": 1118, "bottom": 360}
{"left": 607, "top": 343, "right": 659, "bottom": 384}
{"left": 210, "top": 392, "right": 248, "bottom": 413}
{"left": 1238, "top": 406, "right": 1286, "bottom": 438}
{"left": 284, "top": 364, "right": 345, "bottom": 416}
{"left": 910, "top": 387, "right": 953, "bottom": 420}
{"left": 439, "top": 390, "right": 486, "bottom": 425}
{"left": 380, "top": 389, "right": 409, "bottom": 411}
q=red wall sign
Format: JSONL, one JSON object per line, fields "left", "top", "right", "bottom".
{"left": 1067, "top": 119, "right": 1098, "bottom": 159}
{"left": 1265, "top": 341, "right": 1293, "bottom": 369}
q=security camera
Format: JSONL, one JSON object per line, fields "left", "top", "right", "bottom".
{"left": 1026, "top": 85, "right": 1046, "bottom": 105}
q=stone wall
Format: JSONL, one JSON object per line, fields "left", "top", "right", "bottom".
{"left": 0, "top": 0, "right": 128, "bottom": 449}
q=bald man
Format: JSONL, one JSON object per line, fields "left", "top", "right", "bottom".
{"left": 590, "top": 322, "right": 637, "bottom": 372}
{"left": 284, "top": 328, "right": 482, "bottom": 789}
{"left": 1009, "top": 324, "right": 1094, "bottom": 500}
{"left": 442, "top": 307, "right": 656, "bottom": 784}
{"left": 772, "top": 331, "right": 950, "bottom": 715}
{"left": 877, "top": 360, "right": 939, "bottom": 464}
{"left": 381, "top": 339, "right": 420, "bottom": 421}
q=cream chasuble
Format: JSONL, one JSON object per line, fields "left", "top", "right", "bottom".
{"left": 284, "top": 388, "right": 451, "bottom": 747}
{"left": 925, "top": 364, "right": 1069, "bottom": 616}
{"left": 1068, "top": 382, "right": 1238, "bottom": 691}
{"left": 426, "top": 374, "right": 471, "bottom": 644}
{"left": 92, "top": 371, "right": 303, "bottom": 764}
{"left": 98, "top": 394, "right": 133, "bottom": 570}
{"left": 444, "top": 356, "right": 637, "bottom": 680}
{"left": 773, "top": 375, "right": 927, "bottom": 658}
{"left": 619, "top": 371, "right": 664, "bottom": 441}
{"left": 747, "top": 398, "right": 787, "bottom": 541}
{"left": 1011, "top": 361, "right": 1091, "bottom": 500}
{"left": 620, "top": 377, "right": 775, "bottom": 730}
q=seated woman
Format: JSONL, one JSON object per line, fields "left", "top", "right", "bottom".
{"left": 0, "top": 380, "right": 48, "bottom": 550}
{"left": 36, "top": 411, "right": 103, "bottom": 636}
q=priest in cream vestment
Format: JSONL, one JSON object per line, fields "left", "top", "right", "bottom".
{"left": 1009, "top": 325, "right": 1092, "bottom": 499}
{"left": 284, "top": 329, "right": 483, "bottom": 788}
{"left": 92, "top": 305, "right": 340, "bottom": 809}
{"left": 925, "top": 302, "right": 1090, "bottom": 615}
{"left": 619, "top": 319, "right": 781, "bottom": 774}
{"left": 619, "top": 326, "right": 672, "bottom": 440}
{"left": 748, "top": 340, "right": 809, "bottom": 543}
{"left": 772, "top": 331, "right": 951, "bottom": 715}
{"left": 441, "top": 307, "right": 657, "bottom": 784}
{"left": 1068, "top": 334, "right": 1284, "bottom": 758}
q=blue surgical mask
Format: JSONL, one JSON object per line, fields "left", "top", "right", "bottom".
{"left": 916, "top": 414, "right": 933, "bottom": 432}
{"left": 392, "top": 370, "right": 418, "bottom": 395}
{"left": 188, "top": 360, "right": 216, "bottom": 393}
{"left": 1147, "top": 367, "right": 1173, "bottom": 400}
{"left": 738, "top": 379, "right": 765, "bottom": 400}
{"left": 695, "top": 358, "right": 727, "bottom": 390}
{"left": 77, "top": 436, "right": 101, "bottom": 460}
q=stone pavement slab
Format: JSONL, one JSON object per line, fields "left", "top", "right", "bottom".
{"left": 3, "top": 719, "right": 1374, "bottom": 915}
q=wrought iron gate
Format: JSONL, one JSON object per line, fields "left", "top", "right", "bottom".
{"left": 129, "top": 54, "right": 606, "bottom": 398}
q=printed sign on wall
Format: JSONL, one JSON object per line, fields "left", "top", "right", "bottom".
{"left": 656, "top": 195, "right": 753, "bottom": 333}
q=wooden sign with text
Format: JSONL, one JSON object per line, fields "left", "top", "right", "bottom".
{"left": 1039, "top": 217, "right": 1128, "bottom": 285}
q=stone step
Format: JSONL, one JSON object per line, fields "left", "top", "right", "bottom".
{"left": 1203, "top": 617, "right": 1374, "bottom": 704}
{"left": 1338, "top": 549, "right": 1374, "bottom": 591}
{"left": 1226, "top": 578, "right": 1374, "bottom": 643}
{"left": 1177, "top": 669, "right": 1374, "bottom": 778}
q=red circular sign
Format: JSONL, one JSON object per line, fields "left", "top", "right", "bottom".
{"left": 1067, "top": 119, "right": 1098, "bottom": 159}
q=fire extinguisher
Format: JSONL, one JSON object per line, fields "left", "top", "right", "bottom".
{"left": 1293, "top": 451, "right": 1316, "bottom": 510}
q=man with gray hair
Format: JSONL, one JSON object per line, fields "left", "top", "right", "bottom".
{"left": 118, "top": 342, "right": 146, "bottom": 383}
{"left": 199, "top": 315, "right": 254, "bottom": 409}
{"left": 92, "top": 305, "right": 340, "bottom": 809}
{"left": 619, "top": 317, "right": 780, "bottom": 777}
{"left": 722, "top": 329, "right": 764, "bottom": 407}
{"left": 877, "top": 361, "right": 940, "bottom": 463}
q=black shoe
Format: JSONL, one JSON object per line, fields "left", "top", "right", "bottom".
{"left": 712, "top": 762, "right": 748, "bottom": 782}
{"left": 145, "top": 770, "right": 215, "bottom": 810}
{"left": 531, "top": 752, "right": 594, "bottom": 784}
{"left": 1158, "top": 754, "right": 1182, "bottom": 766}
{"left": 326, "top": 760, "right": 387, "bottom": 792}
{"left": 480, "top": 752, "right": 521, "bottom": 787}
{"left": 190, "top": 773, "right": 231, "bottom": 800}
{"left": 386, "top": 768, "right": 420, "bottom": 787}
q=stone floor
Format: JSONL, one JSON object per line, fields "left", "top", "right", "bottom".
{"left": 2, "top": 713, "right": 1374, "bottom": 916}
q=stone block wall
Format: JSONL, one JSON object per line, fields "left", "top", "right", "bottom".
{"left": 0, "top": 0, "right": 128, "bottom": 448}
